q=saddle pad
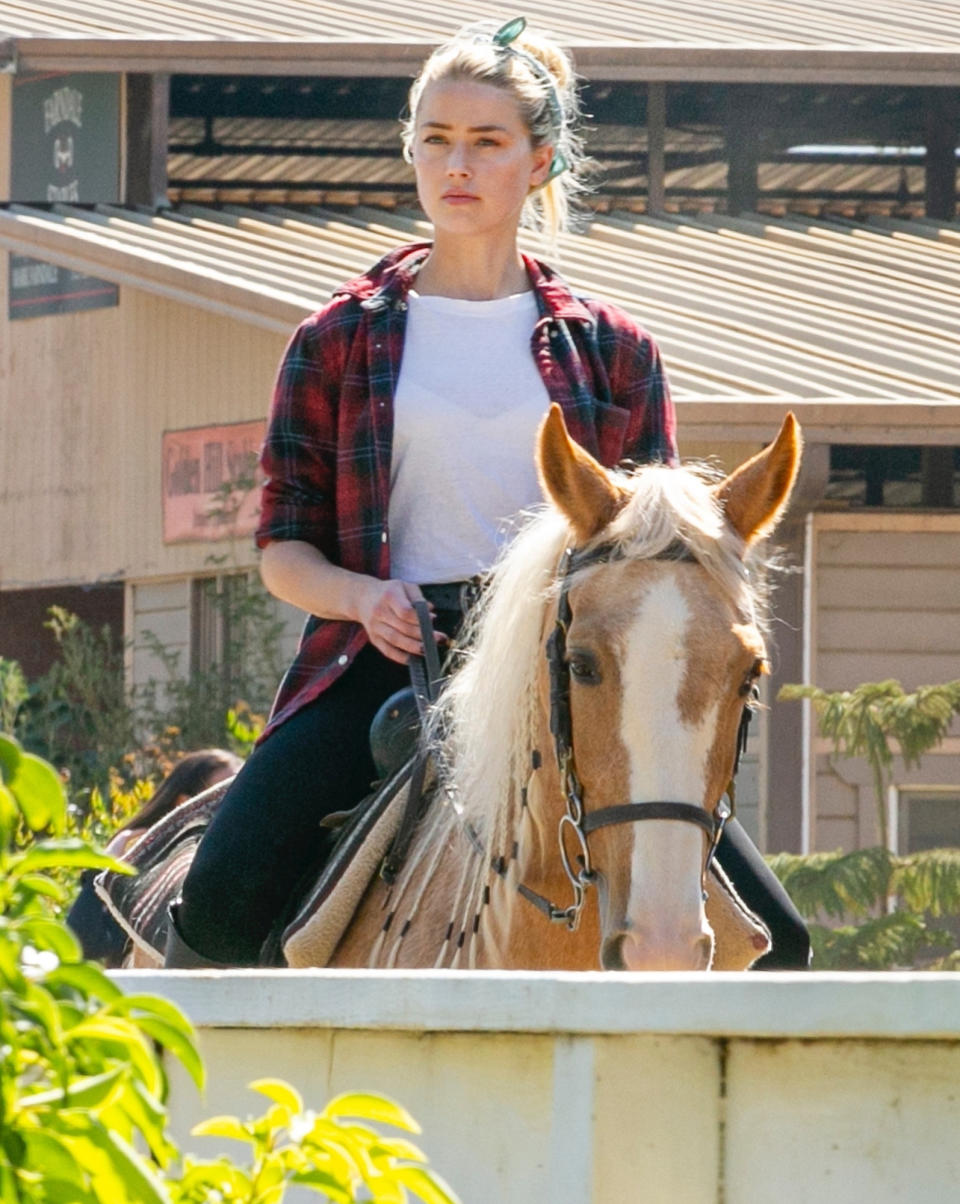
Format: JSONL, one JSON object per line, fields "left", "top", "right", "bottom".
{"left": 282, "top": 759, "right": 434, "bottom": 968}
{"left": 705, "top": 860, "right": 772, "bottom": 970}
{"left": 94, "top": 776, "right": 233, "bottom": 962}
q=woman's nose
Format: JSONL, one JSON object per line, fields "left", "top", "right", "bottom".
{"left": 446, "top": 146, "right": 471, "bottom": 177}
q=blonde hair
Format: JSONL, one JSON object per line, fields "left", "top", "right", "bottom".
{"left": 402, "top": 20, "right": 589, "bottom": 245}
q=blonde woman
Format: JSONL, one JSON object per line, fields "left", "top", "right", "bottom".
{"left": 168, "top": 19, "right": 806, "bottom": 970}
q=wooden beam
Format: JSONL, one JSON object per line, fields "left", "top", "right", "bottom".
{"left": 924, "top": 87, "right": 959, "bottom": 220}
{"left": 765, "top": 443, "right": 829, "bottom": 854}
{"left": 10, "top": 41, "right": 960, "bottom": 86}
{"left": 725, "top": 85, "right": 760, "bottom": 216}
{"left": 647, "top": 82, "right": 666, "bottom": 214}
{"left": 125, "top": 74, "right": 169, "bottom": 208}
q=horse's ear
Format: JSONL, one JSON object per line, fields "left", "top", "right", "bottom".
{"left": 714, "top": 413, "right": 803, "bottom": 547}
{"left": 537, "top": 405, "right": 628, "bottom": 543}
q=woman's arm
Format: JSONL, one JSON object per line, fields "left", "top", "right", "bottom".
{"left": 260, "top": 539, "right": 433, "bottom": 665}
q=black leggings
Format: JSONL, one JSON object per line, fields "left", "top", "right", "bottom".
{"left": 177, "top": 642, "right": 810, "bottom": 968}
{"left": 177, "top": 641, "right": 412, "bottom": 963}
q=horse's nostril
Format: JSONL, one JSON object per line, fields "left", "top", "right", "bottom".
{"left": 600, "top": 934, "right": 627, "bottom": 971}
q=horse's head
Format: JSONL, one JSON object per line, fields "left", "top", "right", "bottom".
{"left": 534, "top": 406, "right": 802, "bottom": 970}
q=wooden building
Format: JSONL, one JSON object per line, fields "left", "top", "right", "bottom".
{"left": 1, "top": 0, "right": 959, "bottom": 856}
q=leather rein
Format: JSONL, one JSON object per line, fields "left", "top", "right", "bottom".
{"left": 517, "top": 538, "right": 756, "bottom": 932}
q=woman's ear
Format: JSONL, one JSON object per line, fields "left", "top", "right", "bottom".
{"left": 529, "top": 142, "right": 554, "bottom": 189}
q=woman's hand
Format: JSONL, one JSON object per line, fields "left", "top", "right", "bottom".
{"left": 354, "top": 578, "right": 440, "bottom": 665}
{"left": 260, "top": 541, "right": 442, "bottom": 664}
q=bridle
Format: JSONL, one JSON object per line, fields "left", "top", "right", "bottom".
{"left": 517, "top": 538, "right": 756, "bottom": 932}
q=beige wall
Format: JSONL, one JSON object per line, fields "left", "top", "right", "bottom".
{"left": 0, "top": 284, "right": 286, "bottom": 590}
{"left": 0, "top": 76, "right": 10, "bottom": 200}
{"left": 808, "top": 513, "right": 960, "bottom": 851}
{"left": 122, "top": 969, "right": 960, "bottom": 1204}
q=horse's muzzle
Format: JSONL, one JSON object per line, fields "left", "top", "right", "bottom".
{"left": 601, "top": 928, "right": 714, "bottom": 971}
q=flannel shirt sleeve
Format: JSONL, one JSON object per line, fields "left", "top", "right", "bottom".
{"left": 595, "top": 303, "right": 678, "bottom": 467}
{"left": 255, "top": 309, "right": 346, "bottom": 557}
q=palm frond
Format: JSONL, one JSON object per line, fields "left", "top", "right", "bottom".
{"left": 767, "top": 846, "right": 894, "bottom": 920}
{"left": 809, "top": 911, "right": 949, "bottom": 971}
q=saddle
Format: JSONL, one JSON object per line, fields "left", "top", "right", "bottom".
{"left": 95, "top": 601, "right": 446, "bottom": 967}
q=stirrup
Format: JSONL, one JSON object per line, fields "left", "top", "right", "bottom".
{"left": 163, "top": 903, "right": 231, "bottom": 969}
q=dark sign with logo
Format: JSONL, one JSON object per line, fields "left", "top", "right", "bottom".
{"left": 10, "top": 71, "right": 121, "bottom": 203}
{"left": 7, "top": 71, "right": 121, "bottom": 319}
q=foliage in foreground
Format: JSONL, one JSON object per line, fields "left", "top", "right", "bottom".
{"left": 0, "top": 731, "right": 460, "bottom": 1203}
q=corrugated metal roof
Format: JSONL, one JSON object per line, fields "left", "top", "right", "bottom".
{"left": 2, "top": 0, "right": 959, "bottom": 47}
{"left": 4, "top": 1, "right": 960, "bottom": 82}
{"left": 1, "top": 202, "right": 958, "bottom": 432}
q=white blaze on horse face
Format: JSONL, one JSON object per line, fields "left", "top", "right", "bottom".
{"left": 617, "top": 573, "right": 715, "bottom": 964}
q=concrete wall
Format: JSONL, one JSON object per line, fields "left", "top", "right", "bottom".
{"left": 116, "top": 970, "right": 960, "bottom": 1204}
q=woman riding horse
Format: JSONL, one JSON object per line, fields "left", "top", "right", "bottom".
{"left": 165, "top": 17, "right": 809, "bottom": 971}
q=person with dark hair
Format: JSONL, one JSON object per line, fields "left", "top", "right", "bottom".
{"left": 66, "top": 749, "right": 241, "bottom": 965}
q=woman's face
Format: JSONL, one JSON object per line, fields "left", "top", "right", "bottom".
{"left": 411, "top": 77, "right": 553, "bottom": 241}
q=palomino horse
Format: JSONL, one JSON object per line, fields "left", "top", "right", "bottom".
{"left": 308, "top": 407, "right": 802, "bottom": 972}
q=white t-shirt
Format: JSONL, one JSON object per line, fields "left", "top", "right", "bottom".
{"left": 388, "top": 290, "right": 551, "bottom": 584}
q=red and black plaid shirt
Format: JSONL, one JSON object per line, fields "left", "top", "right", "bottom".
{"left": 256, "top": 242, "right": 677, "bottom": 738}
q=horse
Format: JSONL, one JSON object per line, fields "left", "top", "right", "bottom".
{"left": 107, "top": 407, "right": 801, "bottom": 972}
{"left": 303, "top": 406, "right": 801, "bottom": 972}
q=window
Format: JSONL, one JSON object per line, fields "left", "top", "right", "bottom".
{"left": 190, "top": 572, "right": 249, "bottom": 690}
{"left": 897, "top": 789, "right": 960, "bottom": 853}
{"left": 826, "top": 445, "right": 959, "bottom": 509}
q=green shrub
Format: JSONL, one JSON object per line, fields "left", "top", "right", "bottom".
{"left": 0, "top": 732, "right": 461, "bottom": 1203}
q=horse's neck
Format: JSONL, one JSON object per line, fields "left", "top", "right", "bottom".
{"left": 334, "top": 743, "right": 601, "bottom": 970}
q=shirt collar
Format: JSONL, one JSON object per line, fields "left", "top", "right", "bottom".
{"left": 339, "top": 241, "right": 594, "bottom": 326}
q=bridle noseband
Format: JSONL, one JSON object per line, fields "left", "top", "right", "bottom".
{"left": 518, "top": 539, "right": 755, "bottom": 932}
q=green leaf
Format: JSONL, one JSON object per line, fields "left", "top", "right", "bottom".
{"left": 47, "top": 961, "right": 123, "bottom": 1004}
{"left": 17, "top": 914, "right": 82, "bottom": 961}
{"left": 129, "top": 1015, "right": 205, "bottom": 1092}
{"left": 172, "top": 1159, "right": 253, "bottom": 1199}
{"left": 8, "top": 751, "right": 67, "bottom": 833}
{"left": 0, "top": 733, "right": 22, "bottom": 783}
{"left": 117, "top": 1077, "right": 180, "bottom": 1168}
{"left": 250, "top": 1078, "right": 304, "bottom": 1115}
{"left": 365, "top": 1175, "right": 405, "bottom": 1204}
{"left": 393, "top": 1165, "right": 464, "bottom": 1204}
{"left": 12, "top": 840, "right": 135, "bottom": 876}
{"left": 324, "top": 1092, "right": 421, "bottom": 1133}
{"left": 65, "top": 1018, "right": 162, "bottom": 1097}
{"left": 191, "top": 1116, "right": 252, "bottom": 1144}
{"left": 289, "top": 1169, "right": 352, "bottom": 1201}
{"left": 370, "top": 1136, "right": 429, "bottom": 1163}
{"left": 16, "top": 873, "right": 68, "bottom": 903}
{"left": 61, "top": 1116, "right": 172, "bottom": 1204}
{"left": 0, "top": 784, "right": 18, "bottom": 842}
{"left": 23, "top": 1065, "right": 126, "bottom": 1110}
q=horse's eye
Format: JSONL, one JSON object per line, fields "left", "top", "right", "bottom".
{"left": 739, "top": 659, "right": 765, "bottom": 698}
{"left": 569, "top": 651, "right": 601, "bottom": 684}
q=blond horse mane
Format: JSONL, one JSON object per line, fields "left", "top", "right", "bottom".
{"left": 414, "top": 460, "right": 766, "bottom": 945}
